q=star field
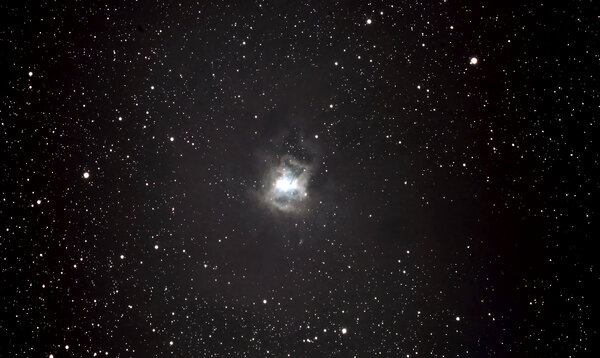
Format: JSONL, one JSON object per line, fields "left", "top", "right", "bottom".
{"left": 1, "top": 1, "right": 597, "bottom": 357}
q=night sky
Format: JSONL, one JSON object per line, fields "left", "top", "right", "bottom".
{"left": 1, "top": 1, "right": 597, "bottom": 357}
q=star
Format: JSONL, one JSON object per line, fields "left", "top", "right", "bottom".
{"left": 275, "top": 175, "right": 299, "bottom": 193}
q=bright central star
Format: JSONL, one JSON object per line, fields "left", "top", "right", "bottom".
{"left": 261, "top": 155, "right": 312, "bottom": 213}
{"left": 275, "top": 176, "right": 298, "bottom": 192}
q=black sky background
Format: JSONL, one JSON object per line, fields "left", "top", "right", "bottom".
{"left": 1, "top": 0, "right": 597, "bottom": 357}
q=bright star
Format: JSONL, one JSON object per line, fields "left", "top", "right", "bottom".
{"left": 275, "top": 175, "right": 298, "bottom": 192}
{"left": 261, "top": 155, "right": 312, "bottom": 213}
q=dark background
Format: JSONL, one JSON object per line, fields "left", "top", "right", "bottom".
{"left": 1, "top": 0, "right": 597, "bottom": 357}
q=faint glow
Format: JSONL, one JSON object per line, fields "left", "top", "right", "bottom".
{"left": 83, "top": 172, "right": 90, "bottom": 179}
{"left": 470, "top": 57, "right": 478, "bottom": 65}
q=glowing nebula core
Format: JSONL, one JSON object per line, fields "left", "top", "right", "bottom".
{"left": 275, "top": 175, "right": 299, "bottom": 193}
{"left": 262, "top": 155, "right": 311, "bottom": 213}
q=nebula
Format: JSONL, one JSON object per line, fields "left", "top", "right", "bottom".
{"left": 263, "top": 155, "right": 311, "bottom": 213}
